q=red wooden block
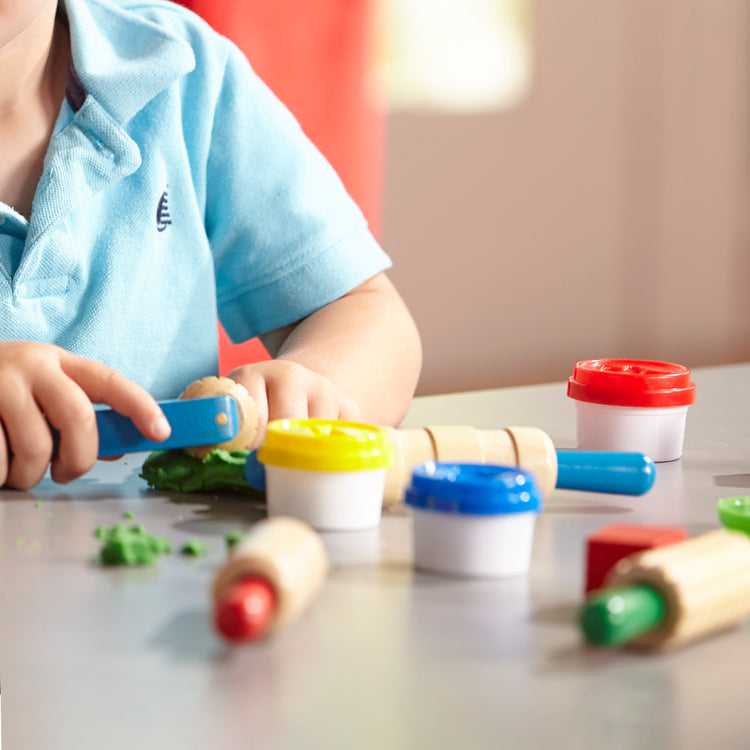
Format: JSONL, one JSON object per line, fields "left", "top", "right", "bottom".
{"left": 585, "top": 523, "right": 687, "bottom": 594}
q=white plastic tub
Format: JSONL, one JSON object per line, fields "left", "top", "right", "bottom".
{"left": 404, "top": 462, "right": 542, "bottom": 578}
{"left": 567, "top": 359, "right": 696, "bottom": 462}
{"left": 263, "top": 464, "right": 387, "bottom": 531}
{"left": 257, "top": 419, "right": 392, "bottom": 531}
{"left": 574, "top": 400, "right": 689, "bottom": 462}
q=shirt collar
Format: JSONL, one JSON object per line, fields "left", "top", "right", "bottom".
{"left": 61, "top": 0, "right": 196, "bottom": 122}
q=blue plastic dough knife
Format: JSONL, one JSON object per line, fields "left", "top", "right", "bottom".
{"left": 95, "top": 396, "right": 240, "bottom": 457}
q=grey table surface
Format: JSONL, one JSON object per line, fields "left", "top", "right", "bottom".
{"left": 1, "top": 363, "right": 749, "bottom": 749}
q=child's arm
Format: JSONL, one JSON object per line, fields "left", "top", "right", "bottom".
{"left": 227, "top": 272, "right": 422, "bottom": 444}
{"left": 0, "top": 342, "right": 171, "bottom": 489}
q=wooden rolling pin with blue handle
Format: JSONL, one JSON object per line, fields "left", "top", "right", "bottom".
{"left": 381, "top": 426, "right": 655, "bottom": 506}
{"left": 245, "top": 425, "right": 656, "bottom": 501}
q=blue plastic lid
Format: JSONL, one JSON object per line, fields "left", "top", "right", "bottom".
{"left": 404, "top": 462, "right": 543, "bottom": 516}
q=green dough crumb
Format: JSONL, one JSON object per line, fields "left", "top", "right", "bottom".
{"left": 180, "top": 539, "right": 209, "bottom": 557}
{"left": 139, "top": 448, "right": 262, "bottom": 496}
{"left": 35, "top": 501, "right": 41, "bottom": 509}
{"left": 225, "top": 530, "right": 246, "bottom": 551}
{"left": 123, "top": 510, "right": 134, "bottom": 519}
{"left": 97, "top": 523, "right": 172, "bottom": 566}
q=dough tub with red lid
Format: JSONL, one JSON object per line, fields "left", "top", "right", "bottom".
{"left": 567, "top": 359, "right": 696, "bottom": 462}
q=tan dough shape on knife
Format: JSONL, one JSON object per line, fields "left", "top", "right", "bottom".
{"left": 179, "top": 376, "right": 259, "bottom": 458}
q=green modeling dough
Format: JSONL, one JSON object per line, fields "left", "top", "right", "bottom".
{"left": 96, "top": 523, "right": 172, "bottom": 566}
{"left": 225, "top": 530, "right": 246, "bottom": 550}
{"left": 139, "top": 448, "right": 259, "bottom": 495}
{"left": 180, "top": 539, "right": 209, "bottom": 556}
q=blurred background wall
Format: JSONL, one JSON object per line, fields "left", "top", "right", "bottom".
{"left": 383, "top": 0, "right": 750, "bottom": 394}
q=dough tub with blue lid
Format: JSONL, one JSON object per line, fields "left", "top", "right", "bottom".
{"left": 404, "top": 462, "right": 542, "bottom": 578}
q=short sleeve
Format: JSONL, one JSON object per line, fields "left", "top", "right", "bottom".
{"left": 205, "top": 41, "right": 391, "bottom": 343}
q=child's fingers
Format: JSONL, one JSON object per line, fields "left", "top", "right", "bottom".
{"left": 307, "top": 388, "right": 354, "bottom": 422}
{"left": 0, "top": 385, "right": 55, "bottom": 490}
{"left": 232, "top": 362, "right": 312, "bottom": 423}
{"left": 228, "top": 369, "right": 270, "bottom": 445}
{"left": 0, "top": 344, "right": 164, "bottom": 489}
{"left": 306, "top": 385, "right": 361, "bottom": 422}
{"left": 334, "top": 393, "right": 361, "bottom": 423}
{"left": 265, "top": 377, "right": 310, "bottom": 422}
{"left": 34, "top": 376, "right": 99, "bottom": 485}
{"left": 231, "top": 363, "right": 363, "bottom": 432}
{"left": 58, "top": 352, "right": 171, "bottom": 443}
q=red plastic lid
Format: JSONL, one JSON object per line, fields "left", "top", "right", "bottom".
{"left": 567, "top": 359, "right": 696, "bottom": 407}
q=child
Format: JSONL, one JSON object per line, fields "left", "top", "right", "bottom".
{"left": 0, "top": 0, "right": 422, "bottom": 490}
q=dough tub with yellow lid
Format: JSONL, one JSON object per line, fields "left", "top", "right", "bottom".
{"left": 257, "top": 419, "right": 393, "bottom": 531}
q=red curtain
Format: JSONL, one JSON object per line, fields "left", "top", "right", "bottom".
{"left": 175, "top": 0, "right": 384, "bottom": 373}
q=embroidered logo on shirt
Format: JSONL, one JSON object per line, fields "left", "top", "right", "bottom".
{"left": 156, "top": 188, "right": 172, "bottom": 232}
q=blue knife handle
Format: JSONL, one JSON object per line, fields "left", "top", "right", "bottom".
{"left": 96, "top": 396, "right": 240, "bottom": 457}
{"left": 555, "top": 451, "right": 656, "bottom": 496}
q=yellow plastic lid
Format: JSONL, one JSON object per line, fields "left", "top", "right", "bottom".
{"left": 257, "top": 419, "right": 393, "bottom": 472}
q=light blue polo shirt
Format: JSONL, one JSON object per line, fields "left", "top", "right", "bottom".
{"left": 0, "top": 0, "right": 390, "bottom": 399}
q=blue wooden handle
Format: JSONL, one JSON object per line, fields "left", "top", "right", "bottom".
{"left": 96, "top": 396, "right": 240, "bottom": 457}
{"left": 555, "top": 451, "right": 656, "bottom": 496}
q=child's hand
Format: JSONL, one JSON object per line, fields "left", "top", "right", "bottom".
{"left": 228, "top": 360, "right": 361, "bottom": 448}
{"left": 0, "top": 342, "right": 171, "bottom": 489}
{"left": 227, "top": 274, "right": 421, "bottom": 444}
